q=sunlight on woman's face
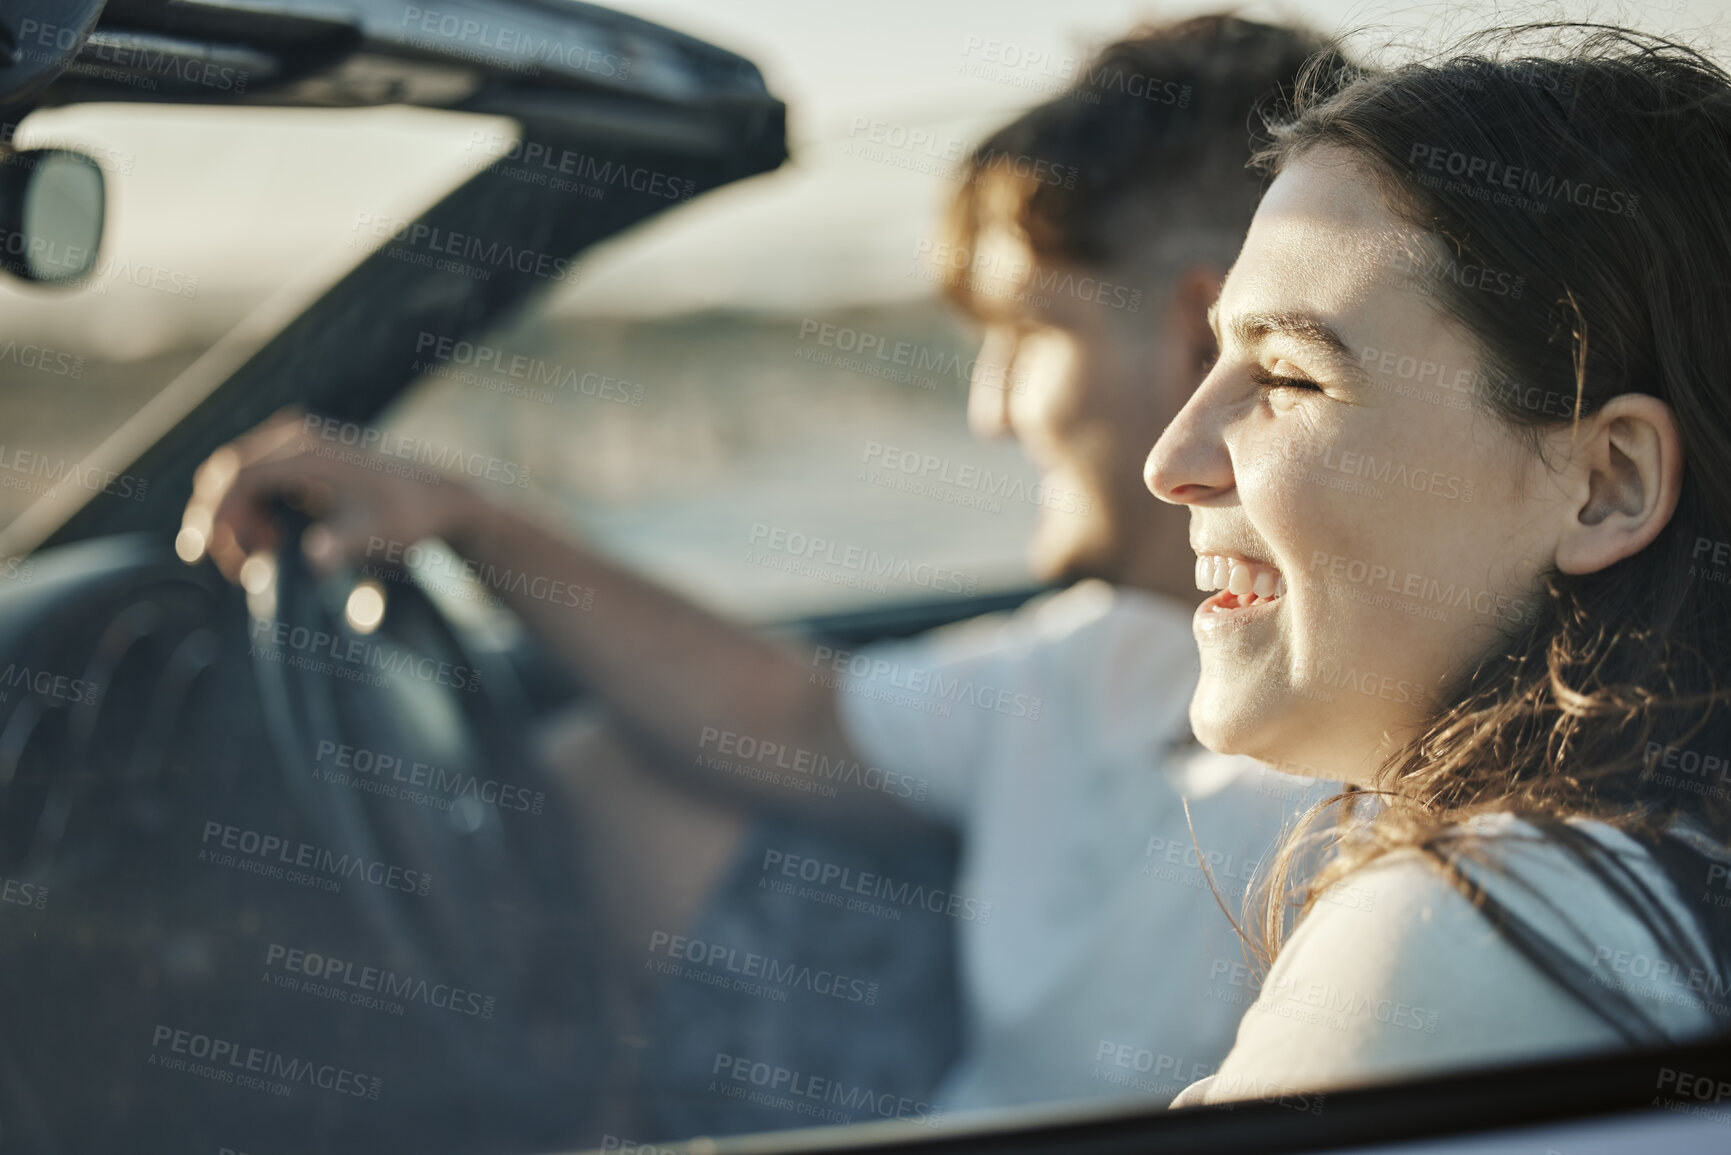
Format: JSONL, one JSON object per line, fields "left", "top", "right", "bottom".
{"left": 1145, "top": 149, "right": 1563, "bottom": 786}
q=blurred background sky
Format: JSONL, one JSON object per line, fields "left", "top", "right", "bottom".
{"left": 5, "top": 0, "right": 1727, "bottom": 356}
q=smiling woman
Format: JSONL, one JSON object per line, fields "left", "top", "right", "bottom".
{"left": 1149, "top": 26, "right": 1731, "bottom": 1101}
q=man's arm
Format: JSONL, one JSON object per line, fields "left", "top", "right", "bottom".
{"left": 446, "top": 498, "right": 928, "bottom": 833}
{"left": 184, "top": 412, "right": 936, "bottom": 839}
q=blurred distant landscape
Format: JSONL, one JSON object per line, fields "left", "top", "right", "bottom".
{"left": 0, "top": 294, "right": 1040, "bottom": 621}
{"left": 382, "top": 298, "right": 1043, "bottom": 620}
{"left": 0, "top": 343, "right": 203, "bottom": 526}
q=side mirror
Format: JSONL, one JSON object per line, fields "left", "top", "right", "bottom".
{"left": 0, "top": 149, "right": 104, "bottom": 285}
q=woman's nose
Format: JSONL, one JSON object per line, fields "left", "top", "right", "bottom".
{"left": 1145, "top": 381, "right": 1234, "bottom": 505}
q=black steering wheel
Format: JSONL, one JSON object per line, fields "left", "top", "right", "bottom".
{"left": 0, "top": 512, "right": 606, "bottom": 1155}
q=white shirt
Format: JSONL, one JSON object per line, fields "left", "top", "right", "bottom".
{"left": 833, "top": 580, "right": 1335, "bottom": 1112}
{"left": 1170, "top": 814, "right": 1729, "bottom": 1108}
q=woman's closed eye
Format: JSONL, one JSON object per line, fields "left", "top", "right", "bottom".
{"left": 1248, "top": 362, "right": 1322, "bottom": 392}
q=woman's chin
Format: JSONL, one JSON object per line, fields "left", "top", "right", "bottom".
{"left": 1187, "top": 694, "right": 1268, "bottom": 760}
{"left": 1189, "top": 676, "right": 1323, "bottom": 767}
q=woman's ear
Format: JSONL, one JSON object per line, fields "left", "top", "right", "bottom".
{"left": 1553, "top": 393, "right": 1684, "bottom": 575}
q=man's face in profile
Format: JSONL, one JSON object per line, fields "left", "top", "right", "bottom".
{"left": 963, "top": 230, "right": 1206, "bottom": 592}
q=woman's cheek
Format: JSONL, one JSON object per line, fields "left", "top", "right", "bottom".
{"left": 1237, "top": 427, "right": 1360, "bottom": 566}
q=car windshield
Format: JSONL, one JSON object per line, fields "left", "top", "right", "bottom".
{"left": 2, "top": 2, "right": 1728, "bottom": 1154}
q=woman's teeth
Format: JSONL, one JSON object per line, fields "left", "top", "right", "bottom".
{"left": 1194, "top": 553, "right": 1285, "bottom": 604}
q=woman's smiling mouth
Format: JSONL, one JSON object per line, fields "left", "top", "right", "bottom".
{"left": 1194, "top": 551, "right": 1285, "bottom": 614}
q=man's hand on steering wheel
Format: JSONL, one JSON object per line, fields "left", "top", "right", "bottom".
{"left": 180, "top": 409, "right": 492, "bottom": 583}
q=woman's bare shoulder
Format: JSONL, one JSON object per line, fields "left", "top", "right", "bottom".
{"left": 1190, "top": 847, "right": 1620, "bottom": 1104}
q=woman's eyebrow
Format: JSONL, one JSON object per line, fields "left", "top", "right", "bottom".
{"left": 1226, "top": 309, "right": 1369, "bottom": 381}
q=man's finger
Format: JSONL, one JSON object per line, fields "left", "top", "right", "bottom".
{"left": 181, "top": 410, "right": 316, "bottom": 578}
{"left": 207, "top": 456, "right": 336, "bottom": 572}
{"left": 190, "top": 446, "right": 243, "bottom": 503}
{"left": 205, "top": 520, "right": 262, "bottom": 584}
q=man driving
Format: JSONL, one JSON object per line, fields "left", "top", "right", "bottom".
{"left": 181, "top": 13, "right": 1339, "bottom": 1139}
